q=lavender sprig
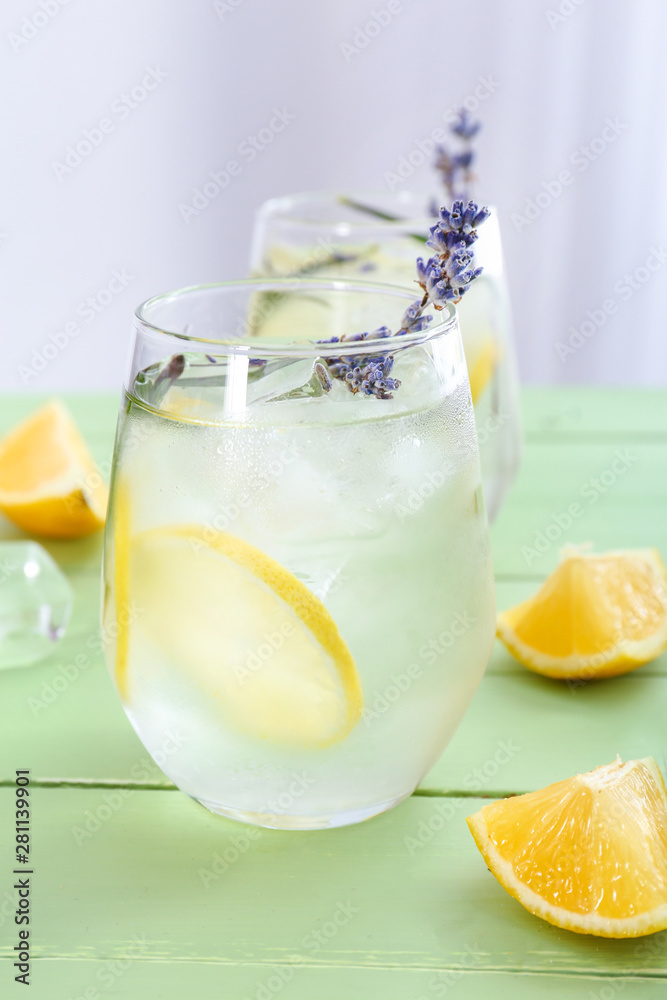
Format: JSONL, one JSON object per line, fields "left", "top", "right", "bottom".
{"left": 318, "top": 200, "right": 489, "bottom": 398}
{"left": 450, "top": 108, "right": 481, "bottom": 141}
{"left": 433, "top": 109, "right": 481, "bottom": 204}
{"left": 326, "top": 303, "right": 434, "bottom": 399}
{"left": 416, "top": 200, "right": 489, "bottom": 306}
{"left": 317, "top": 326, "right": 400, "bottom": 399}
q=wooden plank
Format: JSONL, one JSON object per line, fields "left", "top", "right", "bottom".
{"left": 506, "top": 442, "right": 667, "bottom": 504}
{"left": 0, "top": 789, "right": 665, "bottom": 982}
{"left": 492, "top": 499, "right": 667, "bottom": 578}
{"left": 521, "top": 386, "right": 667, "bottom": 440}
{"left": 0, "top": 575, "right": 664, "bottom": 792}
{"left": 3, "top": 391, "right": 663, "bottom": 569}
{"left": 1, "top": 633, "right": 666, "bottom": 801}
{"left": 421, "top": 673, "right": 667, "bottom": 794}
{"left": 7, "top": 963, "right": 666, "bottom": 1000}
{"left": 0, "top": 393, "right": 119, "bottom": 443}
{"left": 0, "top": 648, "right": 171, "bottom": 788}
{"left": 1, "top": 386, "right": 665, "bottom": 444}
{"left": 0, "top": 529, "right": 105, "bottom": 578}
{"left": 8, "top": 441, "right": 663, "bottom": 576}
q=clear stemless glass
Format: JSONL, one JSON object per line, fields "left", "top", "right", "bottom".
{"left": 250, "top": 191, "right": 522, "bottom": 522}
{"left": 102, "top": 278, "right": 496, "bottom": 830}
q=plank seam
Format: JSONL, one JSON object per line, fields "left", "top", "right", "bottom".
{"left": 0, "top": 957, "right": 664, "bottom": 978}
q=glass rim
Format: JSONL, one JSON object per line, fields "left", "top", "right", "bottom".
{"left": 134, "top": 277, "right": 458, "bottom": 359}
{"left": 256, "top": 189, "right": 437, "bottom": 232}
{"left": 256, "top": 190, "right": 498, "bottom": 229}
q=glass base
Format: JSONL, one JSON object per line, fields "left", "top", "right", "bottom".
{"left": 193, "top": 790, "right": 413, "bottom": 830}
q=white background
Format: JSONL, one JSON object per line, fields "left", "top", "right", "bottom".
{"left": 1, "top": 0, "right": 666, "bottom": 392}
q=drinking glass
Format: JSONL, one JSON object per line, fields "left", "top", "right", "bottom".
{"left": 102, "top": 278, "right": 496, "bottom": 829}
{"left": 250, "top": 191, "right": 522, "bottom": 521}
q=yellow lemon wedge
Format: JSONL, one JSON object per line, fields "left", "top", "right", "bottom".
{"left": 468, "top": 335, "right": 498, "bottom": 405}
{"left": 114, "top": 520, "right": 363, "bottom": 749}
{"left": 0, "top": 400, "right": 107, "bottom": 538}
{"left": 467, "top": 757, "right": 667, "bottom": 938}
{"left": 497, "top": 547, "right": 667, "bottom": 679}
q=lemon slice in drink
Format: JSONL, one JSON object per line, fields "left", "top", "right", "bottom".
{"left": 467, "top": 757, "right": 667, "bottom": 938}
{"left": 116, "top": 522, "right": 363, "bottom": 750}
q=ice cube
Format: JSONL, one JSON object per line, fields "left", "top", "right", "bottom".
{"left": 246, "top": 358, "right": 333, "bottom": 405}
{"left": 0, "top": 542, "right": 73, "bottom": 669}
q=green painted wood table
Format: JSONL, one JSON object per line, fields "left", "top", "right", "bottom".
{"left": 1, "top": 387, "right": 666, "bottom": 999}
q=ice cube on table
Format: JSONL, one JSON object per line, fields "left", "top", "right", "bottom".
{"left": 0, "top": 542, "right": 73, "bottom": 669}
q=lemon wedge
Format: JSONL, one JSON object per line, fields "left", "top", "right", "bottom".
{"left": 497, "top": 547, "right": 667, "bottom": 679}
{"left": 467, "top": 757, "right": 667, "bottom": 938}
{"left": 114, "top": 521, "right": 363, "bottom": 749}
{"left": 0, "top": 400, "right": 107, "bottom": 538}
{"left": 467, "top": 335, "right": 498, "bottom": 405}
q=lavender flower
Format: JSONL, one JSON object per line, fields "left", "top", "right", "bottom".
{"left": 398, "top": 300, "right": 432, "bottom": 334}
{"left": 433, "top": 109, "right": 481, "bottom": 202}
{"left": 319, "top": 327, "right": 401, "bottom": 398}
{"left": 317, "top": 200, "right": 489, "bottom": 398}
{"left": 436, "top": 200, "right": 490, "bottom": 237}
{"left": 450, "top": 108, "right": 481, "bottom": 141}
{"left": 417, "top": 200, "right": 488, "bottom": 307}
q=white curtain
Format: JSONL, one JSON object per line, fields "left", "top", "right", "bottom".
{"left": 1, "top": 0, "right": 665, "bottom": 389}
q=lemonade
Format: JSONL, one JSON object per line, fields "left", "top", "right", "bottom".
{"left": 102, "top": 280, "right": 495, "bottom": 828}
{"left": 250, "top": 192, "right": 522, "bottom": 520}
